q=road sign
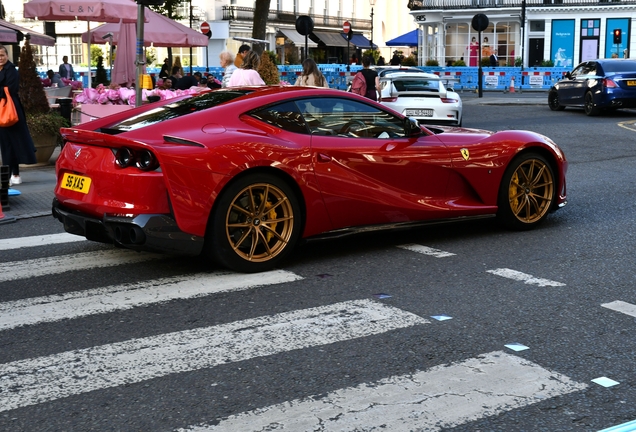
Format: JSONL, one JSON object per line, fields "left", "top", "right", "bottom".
{"left": 343, "top": 21, "right": 351, "bottom": 34}
{"left": 200, "top": 22, "right": 210, "bottom": 34}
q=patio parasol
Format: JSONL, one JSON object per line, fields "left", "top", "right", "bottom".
{"left": 23, "top": 0, "right": 148, "bottom": 87}
{"left": 81, "top": 9, "right": 209, "bottom": 48}
{"left": 111, "top": 21, "right": 136, "bottom": 87}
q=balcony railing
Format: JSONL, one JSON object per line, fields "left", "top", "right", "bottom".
{"left": 407, "top": 0, "right": 628, "bottom": 9}
{"left": 222, "top": 6, "right": 371, "bottom": 31}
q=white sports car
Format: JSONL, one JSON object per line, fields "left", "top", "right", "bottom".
{"left": 378, "top": 71, "right": 463, "bottom": 127}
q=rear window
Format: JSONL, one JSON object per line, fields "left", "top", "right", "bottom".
{"left": 102, "top": 90, "right": 250, "bottom": 133}
{"left": 602, "top": 60, "right": 636, "bottom": 73}
{"left": 392, "top": 78, "right": 440, "bottom": 92}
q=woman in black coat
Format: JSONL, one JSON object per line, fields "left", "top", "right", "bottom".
{"left": 0, "top": 44, "right": 36, "bottom": 185}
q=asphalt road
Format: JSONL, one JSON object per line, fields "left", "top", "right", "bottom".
{"left": 1, "top": 102, "right": 636, "bottom": 431}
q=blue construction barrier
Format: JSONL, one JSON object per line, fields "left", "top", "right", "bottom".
{"left": 39, "top": 65, "right": 568, "bottom": 92}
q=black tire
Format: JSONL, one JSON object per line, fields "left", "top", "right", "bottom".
{"left": 205, "top": 173, "right": 302, "bottom": 273}
{"left": 584, "top": 91, "right": 600, "bottom": 116}
{"left": 548, "top": 90, "right": 565, "bottom": 111}
{"left": 497, "top": 152, "right": 556, "bottom": 230}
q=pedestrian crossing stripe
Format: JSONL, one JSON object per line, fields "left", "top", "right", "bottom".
{"left": 0, "top": 233, "right": 85, "bottom": 251}
{"left": 0, "top": 269, "right": 303, "bottom": 331}
{"left": 0, "top": 299, "right": 429, "bottom": 412}
{"left": 179, "top": 351, "right": 587, "bottom": 432}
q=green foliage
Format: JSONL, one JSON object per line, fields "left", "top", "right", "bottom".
{"left": 363, "top": 49, "right": 379, "bottom": 63}
{"left": 453, "top": 59, "right": 466, "bottom": 66}
{"left": 481, "top": 57, "right": 492, "bottom": 67}
{"left": 146, "top": 47, "right": 157, "bottom": 66}
{"left": 149, "top": 0, "right": 185, "bottom": 20}
{"left": 18, "top": 38, "right": 50, "bottom": 116}
{"left": 515, "top": 57, "right": 523, "bottom": 67}
{"left": 94, "top": 56, "right": 108, "bottom": 86}
{"left": 90, "top": 45, "right": 103, "bottom": 67}
{"left": 541, "top": 59, "right": 554, "bottom": 67}
{"left": 26, "top": 112, "right": 69, "bottom": 139}
{"left": 257, "top": 51, "right": 280, "bottom": 85}
{"left": 265, "top": 50, "right": 277, "bottom": 66}
{"left": 17, "top": 38, "right": 68, "bottom": 139}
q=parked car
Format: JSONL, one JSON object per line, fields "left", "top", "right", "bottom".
{"left": 53, "top": 86, "right": 567, "bottom": 273}
{"left": 377, "top": 71, "right": 463, "bottom": 126}
{"left": 548, "top": 59, "right": 636, "bottom": 115}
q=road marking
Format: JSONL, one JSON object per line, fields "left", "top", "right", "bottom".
{"left": 0, "top": 233, "right": 86, "bottom": 251}
{"left": 601, "top": 300, "right": 636, "bottom": 318}
{"left": 397, "top": 244, "right": 456, "bottom": 257}
{"left": 0, "top": 249, "right": 165, "bottom": 282}
{"left": 0, "top": 300, "right": 428, "bottom": 412}
{"left": 179, "top": 351, "right": 586, "bottom": 432}
{"left": 617, "top": 120, "right": 636, "bottom": 132}
{"left": 486, "top": 268, "right": 565, "bottom": 287}
{"left": 0, "top": 270, "right": 303, "bottom": 331}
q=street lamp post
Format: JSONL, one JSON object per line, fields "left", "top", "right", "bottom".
{"left": 369, "top": 0, "right": 376, "bottom": 62}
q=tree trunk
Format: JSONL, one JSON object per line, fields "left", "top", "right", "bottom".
{"left": 252, "top": 0, "right": 271, "bottom": 55}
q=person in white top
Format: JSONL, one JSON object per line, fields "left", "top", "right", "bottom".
{"left": 227, "top": 51, "right": 265, "bottom": 87}
{"left": 219, "top": 51, "right": 237, "bottom": 87}
{"left": 294, "top": 58, "right": 329, "bottom": 88}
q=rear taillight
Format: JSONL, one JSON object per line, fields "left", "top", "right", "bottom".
{"left": 602, "top": 78, "right": 618, "bottom": 88}
{"left": 380, "top": 97, "right": 398, "bottom": 102}
{"left": 440, "top": 98, "right": 458, "bottom": 104}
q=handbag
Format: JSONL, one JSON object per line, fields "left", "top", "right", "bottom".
{"left": 0, "top": 87, "right": 18, "bottom": 127}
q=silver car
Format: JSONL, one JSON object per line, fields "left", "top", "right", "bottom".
{"left": 378, "top": 71, "right": 463, "bottom": 127}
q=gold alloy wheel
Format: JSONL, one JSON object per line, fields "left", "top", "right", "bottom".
{"left": 225, "top": 182, "right": 295, "bottom": 263}
{"left": 508, "top": 158, "right": 554, "bottom": 224}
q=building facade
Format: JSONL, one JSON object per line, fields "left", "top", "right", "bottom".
{"left": 408, "top": 0, "right": 636, "bottom": 67}
{"left": 3, "top": 0, "right": 417, "bottom": 70}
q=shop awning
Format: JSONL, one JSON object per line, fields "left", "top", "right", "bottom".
{"left": 278, "top": 28, "right": 317, "bottom": 48}
{"left": 386, "top": 29, "right": 421, "bottom": 47}
{"left": 346, "top": 33, "right": 378, "bottom": 49}
{"left": 0, "top": 19, "right": 55, "bottom": 46}
{"left": 311, "top": 31, "right": 349, "bottom": 48}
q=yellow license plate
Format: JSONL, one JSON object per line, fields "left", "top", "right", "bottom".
{"left": 60, "top": 173, "right": 92, "bottom": 194}
{"left": 627, "top": 80, "right": 636, "bottom": 86}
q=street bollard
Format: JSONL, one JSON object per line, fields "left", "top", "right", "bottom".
{"left": 57, "top": 97, "right": 73, "bottom": 125}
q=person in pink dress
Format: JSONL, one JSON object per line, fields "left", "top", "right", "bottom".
{"left": 228, "top": 51, "right": 265, "bottom": 87}
{"left": 469, "top": 37, "right": 478, "bottom": 66}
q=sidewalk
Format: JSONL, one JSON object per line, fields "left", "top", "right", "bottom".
{"left": 1, "top": 91, "right": 548, "bottom": 222}
{"left": 2, "top": 147, "right": 59, "bottom": 221}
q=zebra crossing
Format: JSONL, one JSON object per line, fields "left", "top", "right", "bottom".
{"left": 0, "top": 233, "right": 593, "bottom": 430}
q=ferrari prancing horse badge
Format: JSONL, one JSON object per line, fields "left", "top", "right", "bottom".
{"left": 460, "top": 148, "right": 469, "bottom": 161}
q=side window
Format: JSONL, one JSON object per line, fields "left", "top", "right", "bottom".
{"left": 295, "top": 98, "right": 405, "bottom": 139}
{"left": 250, "top": 101, "right": 308, "bottom": 134}
{"left": 570, "top": 64, "right": 587, "bottom": 77}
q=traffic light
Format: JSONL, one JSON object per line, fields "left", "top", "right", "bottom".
{"left": 613, "top": 29, "right": 622, "bottom": 45}
{"left": 347, "top": 30, "right": 354, "bottom": 41}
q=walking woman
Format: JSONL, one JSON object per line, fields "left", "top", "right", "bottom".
{"left": 227, "top": 51, "right": 265, "bottom": 86}
{"left": 359, "top": 56, "right": 380, "bottom": 101}
{"left": 294, "top": 58, "right": 329, "bottom": 88}
{"left": 0, "top": 44, "right": 36, "bottom": 185}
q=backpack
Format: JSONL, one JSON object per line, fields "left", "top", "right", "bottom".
{"left": 350, "top": 72, "right": 367, "bottom": 96}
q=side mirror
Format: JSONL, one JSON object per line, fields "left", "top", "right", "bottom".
{"left": 403, "top": 116, "right": 422, "bottom": 137}
{"left": 565, "top": 71, "right": 572, "bottom": 79}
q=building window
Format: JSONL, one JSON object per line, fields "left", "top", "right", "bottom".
{"left": 530, "top": 21, "right": 545, "bottom": 32}
{"left": 581, "top": 19, "right": 600, "bottom": 37}
{"left": 446, "top": 21, "right": 518, "bottom": 66}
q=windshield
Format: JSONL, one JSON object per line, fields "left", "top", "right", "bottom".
{"left": 102, "top": 90, "right": 250, "bottom": 133}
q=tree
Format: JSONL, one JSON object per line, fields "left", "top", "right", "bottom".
{"left": 149, "top": 1, "right": 186, "bottom": 68}
{"left": 252, "top": 0, "right": 271, "bottom": 56}
{"left": 18, "top": 37, "right": 49, "bottom": 116}
{"left": 258, "top": 51, "right": 279, "bottom": 85}
{"left": 94, "top": 56, "right": 108, "bottom": 86}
